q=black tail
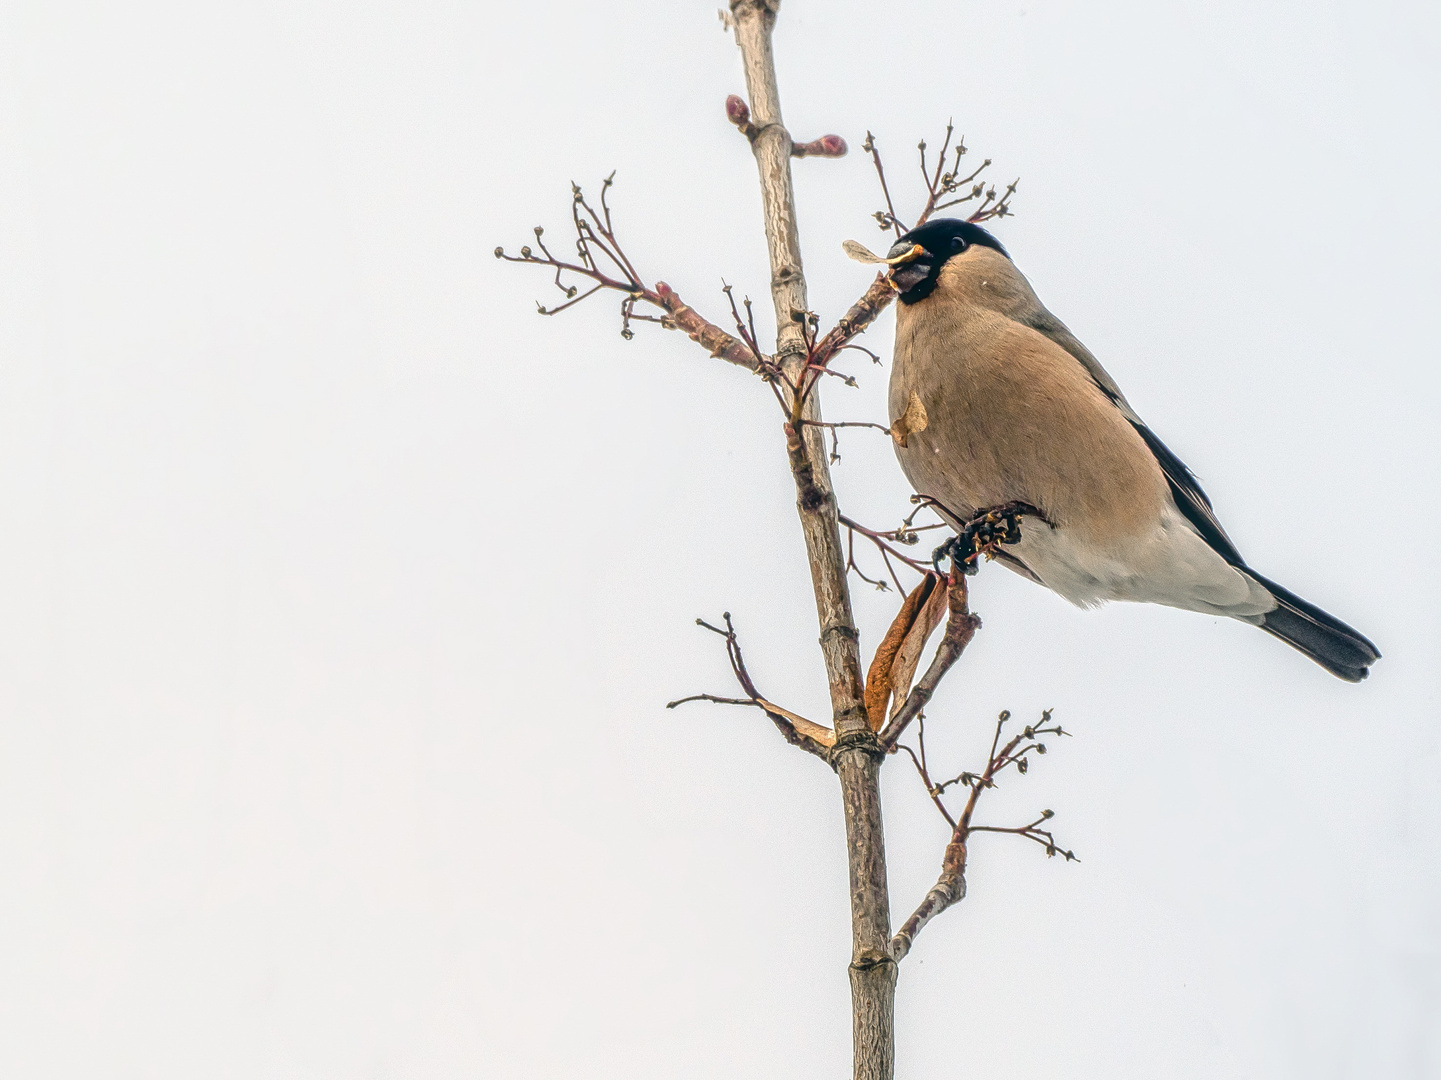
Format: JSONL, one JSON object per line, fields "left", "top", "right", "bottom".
{"left": 1247, "top": 571, "right": 1380, "bottom": 682}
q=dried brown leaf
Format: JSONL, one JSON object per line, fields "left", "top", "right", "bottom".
{"left": 864, "top": 572, "right": 942, "bottom": 730}
{"left": 891, "top": 391, "right": 928, "bottom": 448}
{"left": 842, "top": 239, "right": 888, "bottom": 264}
{"left": 888, "top": 576, "right": 950, "bottom": 717}
{"left": 756, "top": 698, "right": 836, "bottom": 746}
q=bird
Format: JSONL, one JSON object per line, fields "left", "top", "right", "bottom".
{"left": 855, "top": 217, "right": 1379, "bottom": 681}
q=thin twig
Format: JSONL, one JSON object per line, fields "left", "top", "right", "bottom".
{"left": 666, "top": 693, "right": 758, "bottom": 709}
{"left": 890, "top": 708, "right": 1075, "bottom": 960}
{"left": 838, "top": 514, "right": 931, "bottom": 574}
{"left": 666, "top": 614, "right": 835, "bottom": 762}
{"left": 862, "top": 131, "right": 904, "bottom": 237}
{"left": 845, "top": 527, "right": 892, "bottom": 592}
{"left": 800, "top": 420, "right": 892, "bottom": 435}
{"left": 837, "top": 343, "right": 882, "bottom": 365}
{"left": 497, "top": 179, "right": 764, "bottom": 371}
{"left": 897, "top": 741, "right": 957, "bottom": 829}
{"left": 878, "top": 546, "right": 906, "bottom": 595}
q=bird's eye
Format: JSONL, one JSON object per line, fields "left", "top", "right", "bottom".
{"left": 950, "top": 236, "right": 966, "bottom": 251}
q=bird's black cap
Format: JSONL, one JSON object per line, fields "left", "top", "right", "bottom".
{"left": 888, "top": 218, "right": 1009, "bottom": 304}
{"left": 895, "top": 218, "right": 1009, "bottom": 260}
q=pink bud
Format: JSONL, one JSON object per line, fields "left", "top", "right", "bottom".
{"left": 791, "top": 135, "right": 849, "bottom": 159}
{"left": 725, "top": 94, "right": 751, "bottom": 127}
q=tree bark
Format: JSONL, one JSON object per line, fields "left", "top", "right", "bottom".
{"left": 729, "top": 3, "right": 896, "bottom": 1077}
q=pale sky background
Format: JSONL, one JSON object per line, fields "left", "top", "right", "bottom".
{"left": 0, "top": 2, "right": 1437, "bottom": 1077}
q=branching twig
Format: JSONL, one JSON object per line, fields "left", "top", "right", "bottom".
{"left": 720, "top": 283, "right": 774, "bottom": 375}
{"left": 667, "top": 613, "right": 836, "bottom": 762}
{"left": 890, "top": 709, "right": 1076, "bottom": 961}
{"left": 809, "top": 273, "right": 895, "bottom": 372}
{"left": 498, "top": 179, "right": 765, "bottom": 371}
{"left": 838, "top": 513, "right": 931, "bottom": 593}
{"left": 500, "top": 129, "right": 1020, "bottom": 433}
{"left": 897, "top": 723, "right": 957, "bottom": 829}
{"left": 857, "top": 122, "right": 1016, "bottom": 239}
{"left": 845, "top": 524, "right": 899, "bottom": 593}
{"left": 800, "top": 419, "right": 892, "bottom": 466}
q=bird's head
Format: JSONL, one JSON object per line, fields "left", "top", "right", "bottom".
{"left": 884, "top": 219, "right": 1009, "bottom": 304}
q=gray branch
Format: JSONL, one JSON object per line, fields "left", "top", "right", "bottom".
{"left": 729, "top": 3, "right": 895, "bottom": 1077}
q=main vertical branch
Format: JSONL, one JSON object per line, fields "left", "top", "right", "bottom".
{"left": 729, "top": 3, "right": 896, "bottom": 1077}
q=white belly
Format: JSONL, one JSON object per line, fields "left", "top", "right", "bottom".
{"left": 1004, "top": 502, "right": 1275, "bottom": 621}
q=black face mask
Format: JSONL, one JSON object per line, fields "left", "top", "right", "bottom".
{"left": 887, "top": 219, "right": 1010, "bottom": 304}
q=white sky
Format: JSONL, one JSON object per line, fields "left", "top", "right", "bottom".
{"left": 0, "top": 1, "right": 1437, "bottom": 1077}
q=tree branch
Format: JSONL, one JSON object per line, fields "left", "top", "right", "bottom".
{"left": 889, "top": 839, "right": 966, "bottom": 963}
{"left": 728, "top": 4, "right": 894, "bottom": 1077}
{"left": 500, "top": 9, "right": 1037, "bottom": 1075}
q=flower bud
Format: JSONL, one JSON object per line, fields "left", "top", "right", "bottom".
{"left": 725, "top": 94, "right": 751, "bottom": 126}
{"left": 793, "top": 134, "right": 848, "bottom": 159}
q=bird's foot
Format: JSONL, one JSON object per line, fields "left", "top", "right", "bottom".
{"left": 931, "top": 502, "right": 1037, "bottom": 575}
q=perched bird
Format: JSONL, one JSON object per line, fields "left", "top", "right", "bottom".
{"left": 864, "top": 217, "right": 1379, "bottom": 681}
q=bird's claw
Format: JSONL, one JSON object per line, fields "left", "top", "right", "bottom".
{"left": 931, "top": 535, "right": 971, "bottom": 575}
{"left": 932, "top": 502, "right": 1035, "bottom": 575}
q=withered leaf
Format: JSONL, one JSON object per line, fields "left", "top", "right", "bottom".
{"left": 756, "top": 698, "right": 836, "bottom": 747}
{"left": 890, "top": 391, "right": 928, "bottom": 449}
{"left": 888, "top": 574, "right": 950, "bottom": 718}
{"left": 864, "top": 572, "right": 945, "bottom": 730}
{"left": 842, "top": 239, "right": 887, "bottom": 264}
{"left": 842, "top": 239, "right": 926, "bottom": 267}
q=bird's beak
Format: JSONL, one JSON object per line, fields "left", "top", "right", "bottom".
{"left": 883, "top": 243, "right": 925, "bottom": 266}
{"left": 884, "top": 243, "right": 931, "bottom": 292}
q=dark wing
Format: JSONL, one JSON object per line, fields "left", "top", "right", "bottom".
{"left": 992, "top": 547, "right": 1046, "bottom": 585}
{"left": 1129, "top": 421, "right": 1246, "bottom": 568}
{"left": 1021, "top": 306, "right": 1247, "bottom": 569}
